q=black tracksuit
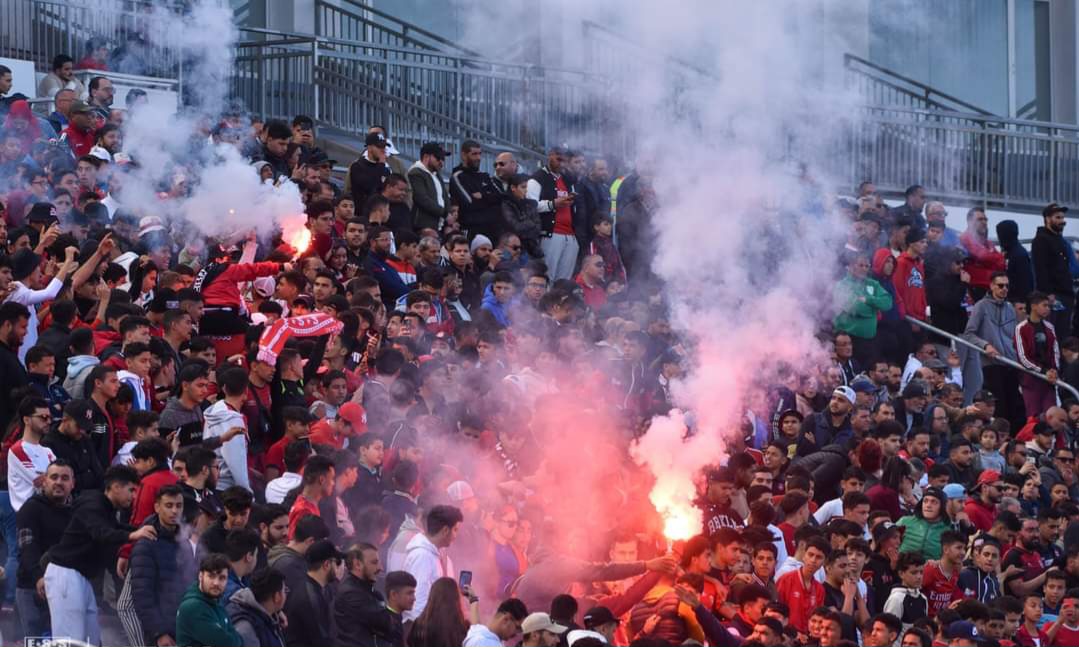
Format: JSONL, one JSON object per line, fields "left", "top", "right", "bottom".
{"left": 46, "top": 490, "right": 133, "bottom": 581}
{"left": 16, "top": 492, "right": 73, "bottom": 588}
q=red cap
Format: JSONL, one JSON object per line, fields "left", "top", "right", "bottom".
{"left": 338, "top": 402, "right": 367, "bottom": 436}
{"left": 975, "top": 469, "right": 1002, "bottom": 487}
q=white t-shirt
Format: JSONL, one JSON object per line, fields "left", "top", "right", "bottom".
{"left": 264, "top": 473, "right": 302, "bottom": 504}
{"left": 8, "top": 439, "right": 56, "bottom": 511}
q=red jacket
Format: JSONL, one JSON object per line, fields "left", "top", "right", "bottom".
{"left": 960, "top": 231, "right": 1006, "bottom": 290}
{"left": 964, "top": 497, "right": 997, "bottom": 532}
{"left": 893, "top": 252, "right": 927, "bottom": 320}
{"left": 119, "top": 466, "right": 178, "bottom": 560}
{"left": 200, "top": 262, "right": 283, "bottom": 307}
{"left": 1015, "top": 317, "right": 1059, "bottom": 373}
{"left": 62, "top": 123, "right": 96, "bottom": 158}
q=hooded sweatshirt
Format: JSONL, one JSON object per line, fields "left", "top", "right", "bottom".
{"left": 64, "top": 354, "right": 100, "bottom": 400}
{"left": 997, "top": 219, "right": 1033, "bottom": 305}
{"left": 402, "top": 532, "right": 454, "bottom": 621}
{"left": 833, "top": 270, "right": 893, "bottom": 339}
{"left": 203, "top": 399, "right": 250, "bottom": 491}
{"left": 893, "top": 250, "right": 927, "bottom": 320}
{"left": 480, "top": 283, "right": 511, "bottom": 327}
{"left": 963, "top": 292, "right": 1019, "bottom": 364}
{"left": 871, "top": 248, "right": 900, "bottom": 321}
{"left": 226, "top": 586, "right": 285, "bottom": 647}
{"left": 175, "top": 582, "right": 243, "bottom": 647}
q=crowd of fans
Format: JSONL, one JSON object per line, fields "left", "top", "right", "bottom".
{"left": 2, "top": 32, "right": 1079, "bottom": 647}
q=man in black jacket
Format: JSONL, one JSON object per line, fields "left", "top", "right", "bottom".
{"left": 42, "top": 399, "right": 104, "bottom": 494}
{"left": 527, "top": 147, "right": 582, "bottom": 281}
{"left": 0, "top": 301, "right": 30, "bottom": 432}
{"left": 15, "top": 459, "right": 74, "bottom": 638}
{"left": 43, "top": 464, "right": 156, "bottom": 644}
{"left": 349, "top": 132, "right": 391, "bottom": 210}
{"left": 1031, "top": 202, "right": 1075, "bottom": 335}
{"left": 284, "top": 538, "right": 342, "bottom": 647}
{"left": 257, "top": 120, "right": 293, "bottom": 180}
{"left": 333, "top": 542, "right": 398, "bottom": 646}
{"left": 450, "top": 139, "right": 503, "bottom": 243}
{"left": 123, "top": 484, "right": 192, "bottom": 647}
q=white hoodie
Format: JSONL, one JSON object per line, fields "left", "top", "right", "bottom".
{"left": 203, "top": 399, "right": 250, "bottom": 491}
{"left": 402, "top": 532, "right": 454, "bottom": 622}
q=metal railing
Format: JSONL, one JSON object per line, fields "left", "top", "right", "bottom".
{"left": 840, "top": 104, "right": 1079, "bottom": 212}
{"left": 232, "top": 27, "right": 615, "bottom": 166}
{"left": 843, "top": 53, "right": 995, "bottom": 117}
{"left": 0, "top": 0, "right": 185, "bottom": 78}
{"left": 314, "top": 0, "right": 478, "bottom": 57}
{"left": 906, "top": 316, "right": 1079, "bottom": 402}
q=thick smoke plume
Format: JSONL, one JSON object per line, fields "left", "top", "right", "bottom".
{"left": 112, "top": 0, "right": 305, "bottom": 244}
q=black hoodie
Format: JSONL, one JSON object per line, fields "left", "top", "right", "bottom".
{"left": 996, "top": 219, "right": 1034, "bottom": 304}
{"left": 1031, "top": 224, "right": 1072, "bottom": 299}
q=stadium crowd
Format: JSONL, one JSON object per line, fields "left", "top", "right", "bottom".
{"left": 2, "top": 37, "right": 1079, "bottom": 647}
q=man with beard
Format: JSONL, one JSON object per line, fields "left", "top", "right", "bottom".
{"left": 409, "top": 142, "right": 448, "bottom": 231}
{"left": 943, "top": 437, "right": 977, "bottom": 488}
{"left": 1032, "top": 203, "right": 1073, "bottom": 334}
{"left": 363, "top": 225, "right": 410, "bottom": 310}
{"left": 961, "top": 207, "right": 1006, "bottom": 300}
{"left": 800, "top": 386, "right": 854, "bottom": 450}
{"left": 175, "top": 554, "right": 243, "bottom": 647}
{"left": 286, "top": 539, "right": 342, "bottom": 647}
{"left": 450, "top": 139, "right": 503, "bottom": 242}
{"left": 964, "top": 470, "right": 1003, "bottom": 532}
{"left": 1002, "top": 516, "right": 1056, "bottom": 597}
{"left": 348, "top": 131, "right": 391, "bottom": 208}
{"left": 528, "top": 147, "right": 581, "bottom": 281}
{"left": 15, "top": 459, "right": 74, "bottom": 638}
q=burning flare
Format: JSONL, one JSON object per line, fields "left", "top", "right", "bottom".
{"left": 280, "top": 215, "right": 312, "bottom": 257}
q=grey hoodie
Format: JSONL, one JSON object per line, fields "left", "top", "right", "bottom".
{"left": 962, "top": 295, "right": 1018, "bottom": 364}
{"left": 226, "top": 586, "right": 284, "bottom": 647}
{"left": 203, "top": 399, "right": 250, "bottom": 491}
{"left": 64, "top": 354, "right": 100, "bottom": 399}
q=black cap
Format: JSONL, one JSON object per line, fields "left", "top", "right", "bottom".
{"left": 1044, "top": 202, "right": 1069, "bottom": 219}
{"left": 902, "top": 381, "right": 927, "bottom": 398}
{"left": 63, "top": 399, "right": 95, "bottom": 432}
{"left": 707, "top": 466, "right": 735, "bottom": 484}
{"left": 292, "top": 294, "right": 315, "bottom": 310}
{"left": 583, "top": 606, "right": 617, "bottom": 629}
{"left": 420, "top": 142, "right": 447, "bottom": 159}
{"left": 365, "top": 132, "right": 388, "bottom": 147}
{"left": 905, "top": 227, "right": 927, "bottom": 246}
{"left": 10, "top": 249, "right": 41, "bottom": 282}
{"left": 26, "top": 202, "right": 58, "bottom": 224}
{"left": 304, "top": 149, "right": 331, "bottom": 167}
{"left": 149, "top": 288, "right": 179, "bottom": 313}
{"left": 973, "top": 389, "right": 996, "bottom": 403}
{"left": 305, "top": 539, "right": 346, "bottom": 566}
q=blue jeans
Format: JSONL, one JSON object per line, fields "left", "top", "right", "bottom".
{"left": 16, "top": 586, "right": 49, "bottom": 639}
{"left": 0, "top": 490, "right": 18, "bottom": 604}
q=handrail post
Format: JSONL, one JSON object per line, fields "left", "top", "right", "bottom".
{"left": 311, "top": 39, "right": 319, "bottom": 122}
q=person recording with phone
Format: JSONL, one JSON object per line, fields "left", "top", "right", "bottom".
{"left": 527, "top": 147, "right": 585, "bottom": 282}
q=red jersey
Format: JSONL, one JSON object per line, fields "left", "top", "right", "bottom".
{"left": 776, "top": 568, "right": 825, "bottom": 634}
{"left": 308, "top": 420, "right": 345, "bottom": 450}
{"left": 553, "top": 175, "right": 573, "bottom": 235}
{"left": 1047, "top": 622, "right": 1079, "bottom": 646}
{"left": 1016, "top": 623, "right": 1049, "bottom": 647}
{"left": 63, "top": 124, "right": 95, "bottom": 158}
{"left": 922, "top": 561, "right": 963, "bottom": 616}
{"left": 893, "top": 251, "right": 927, "bottom": 320}
{"left": 778, "top": 522, "right": 797, "bottom": 557}
{"left": 575, "top": 275, "right": 607, "bottom": 309}
{"left": 288, "top": 494, "right": 320, "bottom": 540}
{"left": 264, "top": 436, "right": 292, "bottom": 474}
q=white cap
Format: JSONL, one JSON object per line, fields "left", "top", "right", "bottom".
{"left": 446, "top": 480, "right": 474, "bottom": 502}
{"left": 568, "top": 629, "right": 608, "bottom": 646}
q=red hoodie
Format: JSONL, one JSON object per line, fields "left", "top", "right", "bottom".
{"left": 960, "top": 230, "right": 1006, "bottom": 290}
{"left": 200, "top": 261, "right": 283, "bottom": 308}
{"left": 893, "top": 251, "right": 927, "bottom": 320}
{"left": 118, "top": 465, "right": 178, "bottom": 560}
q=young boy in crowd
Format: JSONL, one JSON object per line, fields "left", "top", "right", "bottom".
{"left": 112, "top": 409, "right": 160, "bottom": 466}
{"left": 1017, "top": 594, "right": 1050, "bottom": 647}
{"left": 978, "top": 426, "right": 1006, "bottom": 472}
{"left": 884, "top": 551, "right": 928, "bottom": 631}
{"left": 587, "top": 215, "right": 626, "bottom": 286}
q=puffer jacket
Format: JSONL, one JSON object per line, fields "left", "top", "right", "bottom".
{"left": 130, "top": 514, "right": 197, "bottom": 643}
{"left": 227, "top": 587, "right": 285, "bottom": 647}
{"left": 896, "top": 514, "right": 948, "bottom": 560}
{"left": 791, "top": 443, "right": 851, "bottom": 503}
{"left": 63, "top": 354, "right": 99, "bottom": 400}
{"left": 628, "top": 585, "right": 704, "bottom": 645}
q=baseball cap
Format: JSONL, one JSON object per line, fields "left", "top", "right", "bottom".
{"left": 923, "top": 358, "right": 948, "bottom": 371}
{"left": 252, "top": 276, "right": 276, "bottom": 299}
{"left": 902, "top": 381, "right": 927, "bottom": 398}
{"left": 943, "top": 483, "right": 967, "bottom": 501}
{"left": 1044, "top": 202, "right": 1069, "bottom": 219}
{"left": 973, "top": 390, "right": 996, "bottom": 403}
{"left": 521, "top": 613, "right": 567, "bottom": 636}
{"left": 871, "top": 521, "right": 903, "bottom": 545}
{"left": 63, "top": 399, "right": 95, "bottom": 432}
{"left": 26, "top": 202, "right": 58, "bottom": 224}
{"left": 365, "top": 132, "right": 388, "bottom": 147}
{"left": 567, "top": 630, "right": 607, "bottom": 646}
{"left": 946, "top": 620, "right": 986, "bottom": 643}
{"left": 70, "top": 99, "right": 94, "bottom": 114}
{"left": 305, "top": 539, "right": 346, "bottom": 566}
{"left": 583, "top": 606, "right": 617, "bottom": 629}
{"left": 975, "top": 469, "right": 1002, "bottom": 488}
{"left": 849, "top": 377, "right": 878, "bottom": 394}
{"left": 420, "top": 142, "right": 447, "bottom": 159}
{"left": 832, "top": 386, "right": 856, "bottom": 405}
{"left": 337, "top": 402, "right": 367, "bottom": 435}
{"left": 446, "top": 480, "right": 475, "bottom": 502}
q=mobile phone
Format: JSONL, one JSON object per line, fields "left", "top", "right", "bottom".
{"left": 459, "top": 570, "right": 473, "bottom": 589}
{"left": 1026, "top": 456, "right": 1037, "bottom": 465}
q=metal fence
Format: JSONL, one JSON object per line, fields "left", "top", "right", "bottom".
{"left": 0, "top": 0, "right": 184, "bottom": 78}
{"left": 232, "top": 28, "right": 616, "bottom": 167}
{"left": 314, "top": 0, "right": 478, "bottom": 57}
{"left": 843, "top": 54, "right": 995, "bottom": 117}
{"left": 839, "top": 105, "right": 1079, "bottom": 210}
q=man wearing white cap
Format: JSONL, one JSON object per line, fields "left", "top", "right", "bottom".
{"left": 800, "top": 386, "right": 854, "bottom": 449}
{"left": 520, "top": 612, "right": 568, "bottom": 646}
